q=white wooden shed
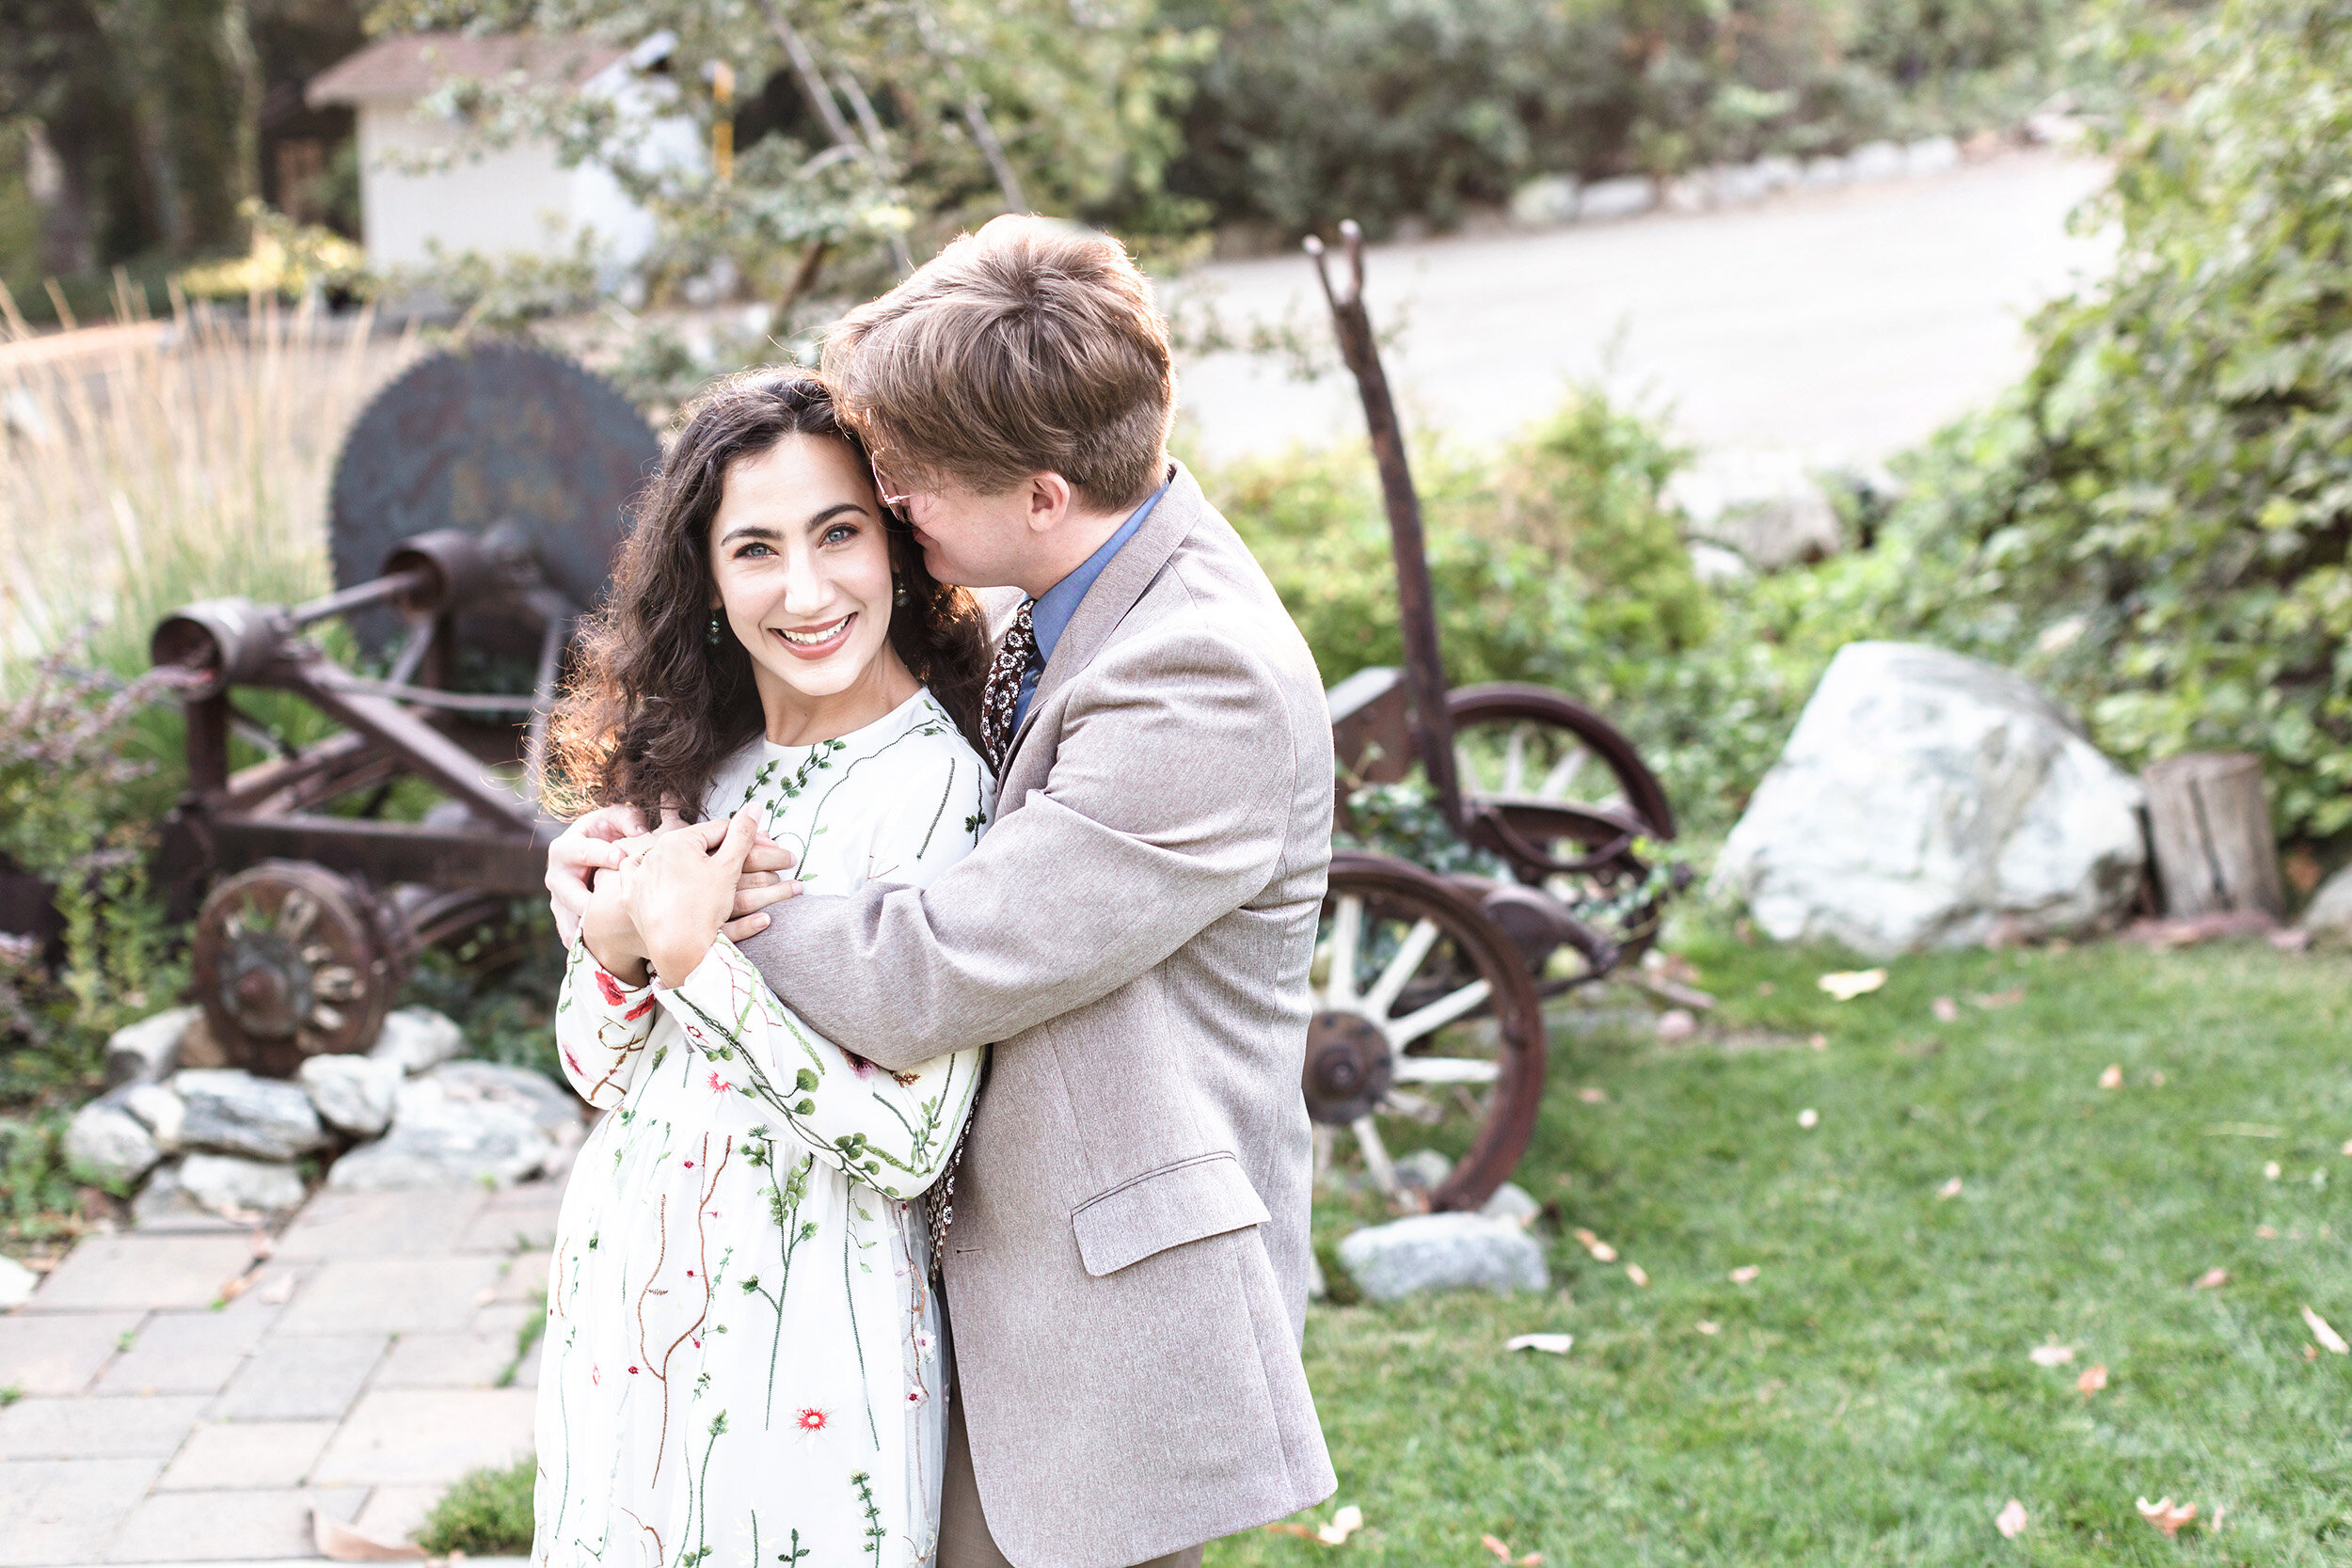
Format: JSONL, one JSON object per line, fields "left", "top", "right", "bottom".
{"left": 307, "top": 32, "right": 697, "bottom": 274}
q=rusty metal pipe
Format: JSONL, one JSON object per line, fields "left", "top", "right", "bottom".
{"left": 287, "top": 569, "right": 434, "bottom": 630}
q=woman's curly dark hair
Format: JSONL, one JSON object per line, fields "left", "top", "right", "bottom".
{"left": 548, "top": 369, "right": 991, "bottom": 822}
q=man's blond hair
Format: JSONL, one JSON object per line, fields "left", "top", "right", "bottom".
{"left": 822, "top": 215, "right": 1174, "bottom": 512}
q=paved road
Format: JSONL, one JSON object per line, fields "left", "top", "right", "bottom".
{"left": 1172, "top": 150, "right": 2115, "bottom": 467}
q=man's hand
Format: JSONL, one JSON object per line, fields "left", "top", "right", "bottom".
{"left": 549, "top": 803, "right": 798, "bottom": 948}
{"left": 580, "top": 853, "right": 652, "bottom": 988}
{"left": 623, "top": 810, "right": 761, "bottom": 987}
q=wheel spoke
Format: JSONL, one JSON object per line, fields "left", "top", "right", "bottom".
{"left": 1387, "top": 977, "right": 1492, "bottom": 1048}
{"left": 1352, "top": 1113, "right": 1397, "bottom": 1194}
{"left": 1503, "top": 723, "right": 1531, "bottom": 795}
{"left": 1363, "top": 917, "right": 1440, "bottom": 1021}
{"left": 1390, "top": 1053, "right": 1502, "bottom": 1085}
{"left": 1324, "top": 895, "right": 1363, "bottom": 1007}
{"left": 1539, "top": 746, "right": 1591, "bottom": 800}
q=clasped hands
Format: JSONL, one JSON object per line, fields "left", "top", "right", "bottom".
{"left": 552, "top": 805, "right": 802, "bottom": 990}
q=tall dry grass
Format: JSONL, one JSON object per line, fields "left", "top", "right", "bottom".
{"left": 0, "top": 280, "right": 420, "bottom": 681}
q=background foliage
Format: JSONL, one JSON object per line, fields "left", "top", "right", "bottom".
{"left": 1789, "top": 0, "right": 2352, "bottom": 842}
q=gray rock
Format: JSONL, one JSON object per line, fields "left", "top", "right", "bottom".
{"left": 368, "top": 1006, "right": 466, "bottom": 1075}
{"left": 103, "top": 1006, "right": 196, "bottom": 1089}
{"left": 1308, "top": 1249, "right": 1327, "bottom": 1302}
{"left": 1803, "top": 154, "right": 1851, "bottom": 187}
{"left": 1508, "top": 175, "right": 1577, "bottom": 227}
{"left": 173, "top": 1069, "right": 329, "bottom": 1161}
{"left": 0, "top": 1253, "right": 34, "bottom": 1309}
{"left": 1577, "top": 176, "right": 1657, "bottom": 222}
{"left": 1708, "top": 162, "right": 1775, "bottom": 205}
{"left": 326, "top": 1075, "right": 554, "bottom": 1191}
{"left": 1712, "top": 641, "right": 2148, "bottom": 955}
{"left": 424, "top": 1060, "right": 580, "bottom": 1132}
{"left": 1752, "top": 155, "right": 1802, "bottom": 194}
{"left": 1904, "top": 135, "right": 1962, "bottom": 177}
{"left": 177, "top": 1151, "right": 307, "bottom": 1218}
{"left": 1668, "top": 451, "right": 1845, "bottom": 570}
{"left": 119, "top": 1083, "right": 184, "bottom": 1153}
{"left": 1480, "top": 1181, "right": 1541, "bottom": 1227}
{"left": 1392, "top": 1148, "right": 1454, "bottom": 1194}
{"left": 63, "top": 1098, "right": 161, "bottom": 1186}
{"left": 2300, "top": 863, "right": 2352, "bottom": 942}
{"left": 1338, "top": 1214, "right": 1550, "bottom": 1302}
{"left": 1847, "top": 139, "right": 1906, "bottom": 182}
{"left": 298, "top": 1053, "right": 401, "bottom": 1137}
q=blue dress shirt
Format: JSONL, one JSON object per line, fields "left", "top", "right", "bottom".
{"left": 1011, "top": 475, "right": 1174, "bottom": 735}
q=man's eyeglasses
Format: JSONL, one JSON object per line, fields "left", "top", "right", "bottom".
{"left": 869, "top": 457, "right": 914, "bottom": 524}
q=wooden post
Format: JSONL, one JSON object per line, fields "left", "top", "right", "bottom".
{"left": 2142, "top": 752, "right": 2284, "bottom": 918}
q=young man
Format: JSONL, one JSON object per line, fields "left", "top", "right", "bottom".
{"left": 546, "top": 215, "right": 1337, "bottom": 1568}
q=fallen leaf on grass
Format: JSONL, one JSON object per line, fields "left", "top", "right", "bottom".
{"left": 1994, "top": 1499, "right": 2028, "bottom": 1539}
{"left": 1729, "top": 1265, "right": 1760, "bottom": 1284}
{"left": 2194, "top": 1268, "right": 2231, "bottom": 1289}
{"left": 2028, "top": 1343, "right": 2074, "bottom": 1367}
{"left": 1318, "top": 1505, "right": 1364, "bottom": 1545}
{"left": 1756, "top": 981, "right": 1776, "bottom": 997}
{"left": 1818, "top": 969, "right": 1887, "bottom": 1001}
{"left": 1938, "top": 1178, "right": 1964, "bottom": 1199}
{"left": 1572, "top": 1228, "right": 1617, "bottom": 1262}
{"left": 2303, "top": 1306, "right": 2348, "bottom": 1354}
{"left": 2137, "top": 1497, "right": 2197, "bottom": 1538}
{"left": 1507, "top": 1334, "right": 1574, "bottom": 1354}
{"left": 2265, "top": 1162, "right": 2282, "bottom": 1180}
{"left": 313, "top": 1511, "right": 425, "bottom": 1560}
{"left": 2099, "top": 1065, "right": 2123, "bottom": 1089}
{"left": 2258, "top": 1225, "right": 2279, "bottom": 1239}
{"left": 2076, "top": 1364, "right": 2107, "bottom": 1396}
{"left": 1624, "top": 1263, "right": 1649, "bottom": 1287}
{"left": 1696, "top": 1321, "right": 1720, "bottom": 1336}
{"left": 1481, "top": 1534, "right": 1542, "bottom": 1565}
{"left": 1798, "top": 1108, "right": 1819, "bottom": 1129}
{"left": 2151, "top": 1070, "right": 2167, "bottom": 1086}
{"left": 1971, "top": 988, "right": 2026, "bottom": 1008}
{"left": 1932, "top": 996, "right": 1960, "bottom": 1022}
{"left": 1577, "top": 1086, "right": 1607, "bottom": 1104}
{"left": 1808, "top": 1034, "right": 1828, "bottom": 1051}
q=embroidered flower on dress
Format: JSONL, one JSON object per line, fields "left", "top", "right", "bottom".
{"left": 707, "top": 1069, "right": 735, "bottom": 1094}
{"left": 624, "top": 994, "right": 655, "bottom": 1022}
{"left": 595, "top": 970, "right": 628, "bottom": 1006}
{"left": 905, "top": 1385, "right": 929, "bottom": 1407}
{"left": 794, "top": 1406, "right": 831, "bottom": 1433}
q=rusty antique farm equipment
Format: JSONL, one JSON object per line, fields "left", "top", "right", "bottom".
{"left": 1301, "top": 224, "right": 1687, "bottom": 1212}
{"left": 152, "top": 343, "right": 657, "bottom": 1076}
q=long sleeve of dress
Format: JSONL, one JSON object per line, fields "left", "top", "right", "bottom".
{"left": 652, "top": 737, "right": 990, "bottom": 1200}
{"left": 552, "top": 936, "right": 661, "bottom": 1108}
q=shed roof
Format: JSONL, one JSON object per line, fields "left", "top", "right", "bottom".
{"left": 307, "top": 33, "right": 630, "bottom": 108}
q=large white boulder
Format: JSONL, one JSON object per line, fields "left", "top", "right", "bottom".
{"left": 1668, "top": 451, "right": 1845, "bottom": 571}
{"left": 177, "top": 1152, "right": 307, "bottom": 1218}
{"left": 103, "top": 1006, "right": 196, "bottom": 1088}
{"left": 327, "top": 1072, "right": 555, "bottom": 1190}
{"left": 173, "top": 1069, "right": 329, "bottom": 1161}
{"left": 1712, "top": 641, "right": 2147, "bottom": 955}
{"left": 298, "top": 1053, "right": 402, "bottom": 1138}
{"left": 63, "top": 1098, "right": 162, "bottom": 1187}
{"left": 368, "top": 1006, "right": 466, "bottom": 1075}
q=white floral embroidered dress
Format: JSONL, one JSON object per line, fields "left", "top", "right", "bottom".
{"left": 533, "top": 690, "right": 990, "bottom": 1568}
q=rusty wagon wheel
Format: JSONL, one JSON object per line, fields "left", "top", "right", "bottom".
{"left": 1447, "top": 683, "right": 1682, "bottom": 969}
{"left": 191, "top": 862, "right": 405, "bottom": 1077}
{"left": 1304, "top": 852, "right": 1546, "bottom": 1213}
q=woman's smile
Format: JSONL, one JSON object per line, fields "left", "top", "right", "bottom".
{"left": 771, "top": 612, "right": 856, "bottom": 658}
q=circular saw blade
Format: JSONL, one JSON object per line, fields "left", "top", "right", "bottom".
{"left": 328, "top": 341, "right": 660, "bottom": 652}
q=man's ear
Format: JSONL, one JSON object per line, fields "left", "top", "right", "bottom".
{"left": 1025, "top": 472, "right": 1075, "bottom": 535}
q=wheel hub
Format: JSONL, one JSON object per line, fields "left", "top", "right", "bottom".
{"left": 1302, "top": 1010, "right": 1391, "bottom": 1125}
{"left": 222, "top": 941, "right": 309, "bottom": 1040}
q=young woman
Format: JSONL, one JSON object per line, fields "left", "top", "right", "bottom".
{"left": 534, "top": 371, "right": 993, "bottom": 1568}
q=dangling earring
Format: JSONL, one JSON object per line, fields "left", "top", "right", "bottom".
{"left": 894, "top": 576, "right": 909, "bottom": 607}
{"left": 707, "top": 614, "right": 722, "bottom": 646}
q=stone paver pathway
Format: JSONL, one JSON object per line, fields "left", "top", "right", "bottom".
{"left": 0, "top": 1180, "right": 561, "bottom": 1565}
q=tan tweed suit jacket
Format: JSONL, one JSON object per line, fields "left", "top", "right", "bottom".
{"left": 735, "top": 461, "right": 1338, "bottom": 1568}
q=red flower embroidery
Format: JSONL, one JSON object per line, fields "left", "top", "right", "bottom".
{"left": 707, "top": 1070, "right": 734, "bottom": 1094}
{"left": 595, "top": 970, "right": 628, "bottom": 1007}
{"left": 840, "top": 1049, "right": 877, "bottom": 1078}
{"left": 624, "top": 994, "right": 656, "bottom": 1022}
{"left": 563, "top": 1048, "right": 583, "bottom": 1076}
{"left": 628, "top": 1365, "right": 640, "bottom": 1374}
{"left": 795, "top": 1407, "right": 829, "bottom": 1433}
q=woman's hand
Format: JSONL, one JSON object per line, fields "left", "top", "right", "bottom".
{"left": 622, "top": 810, "right": 762, "bottom": 988}
{"left": 551, "top": 804, "right": 799, "bottom": 949}
{"left": 580, "top": 840, "right": 654, "bottom": 989}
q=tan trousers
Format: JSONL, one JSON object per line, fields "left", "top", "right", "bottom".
{"left": 939, "top": 1385, "right": 1205, "bottom": 1568}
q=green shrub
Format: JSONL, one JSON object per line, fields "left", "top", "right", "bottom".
{"left": 1206, "top": 383, "right": 1809, "bottom": 839}
{"left": 417, "top": 1454, "right": 536, "bottom": 1557}
{"left": 1828, "top": 0, "right": 2352, "bottom": 842}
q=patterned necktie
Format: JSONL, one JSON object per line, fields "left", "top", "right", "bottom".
{"left": 978, "top": 598, "right": 1038, "bottom": 773}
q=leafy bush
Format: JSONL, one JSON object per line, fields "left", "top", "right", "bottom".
{"left": 1166, "top": 0, "right": 2094, "bottom": 236}
{"left": 1822, "top": 0, "right": 2352, "bottom": 842}
{"left": 1206, "top": 384, "right": 1809, "bottom": 839}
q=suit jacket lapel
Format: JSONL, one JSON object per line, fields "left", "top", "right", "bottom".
{"left": 997, "top": 460, "right": 1201, "bottom": 779}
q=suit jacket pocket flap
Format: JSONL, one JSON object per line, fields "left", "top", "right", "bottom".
{"left": 1070, "top": 1152, "right": 1272, "bottom": 1277}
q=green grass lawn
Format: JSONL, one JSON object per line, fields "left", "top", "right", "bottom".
{"left": 1217, "top": 929, "right": 2352, "bottom": 1567}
